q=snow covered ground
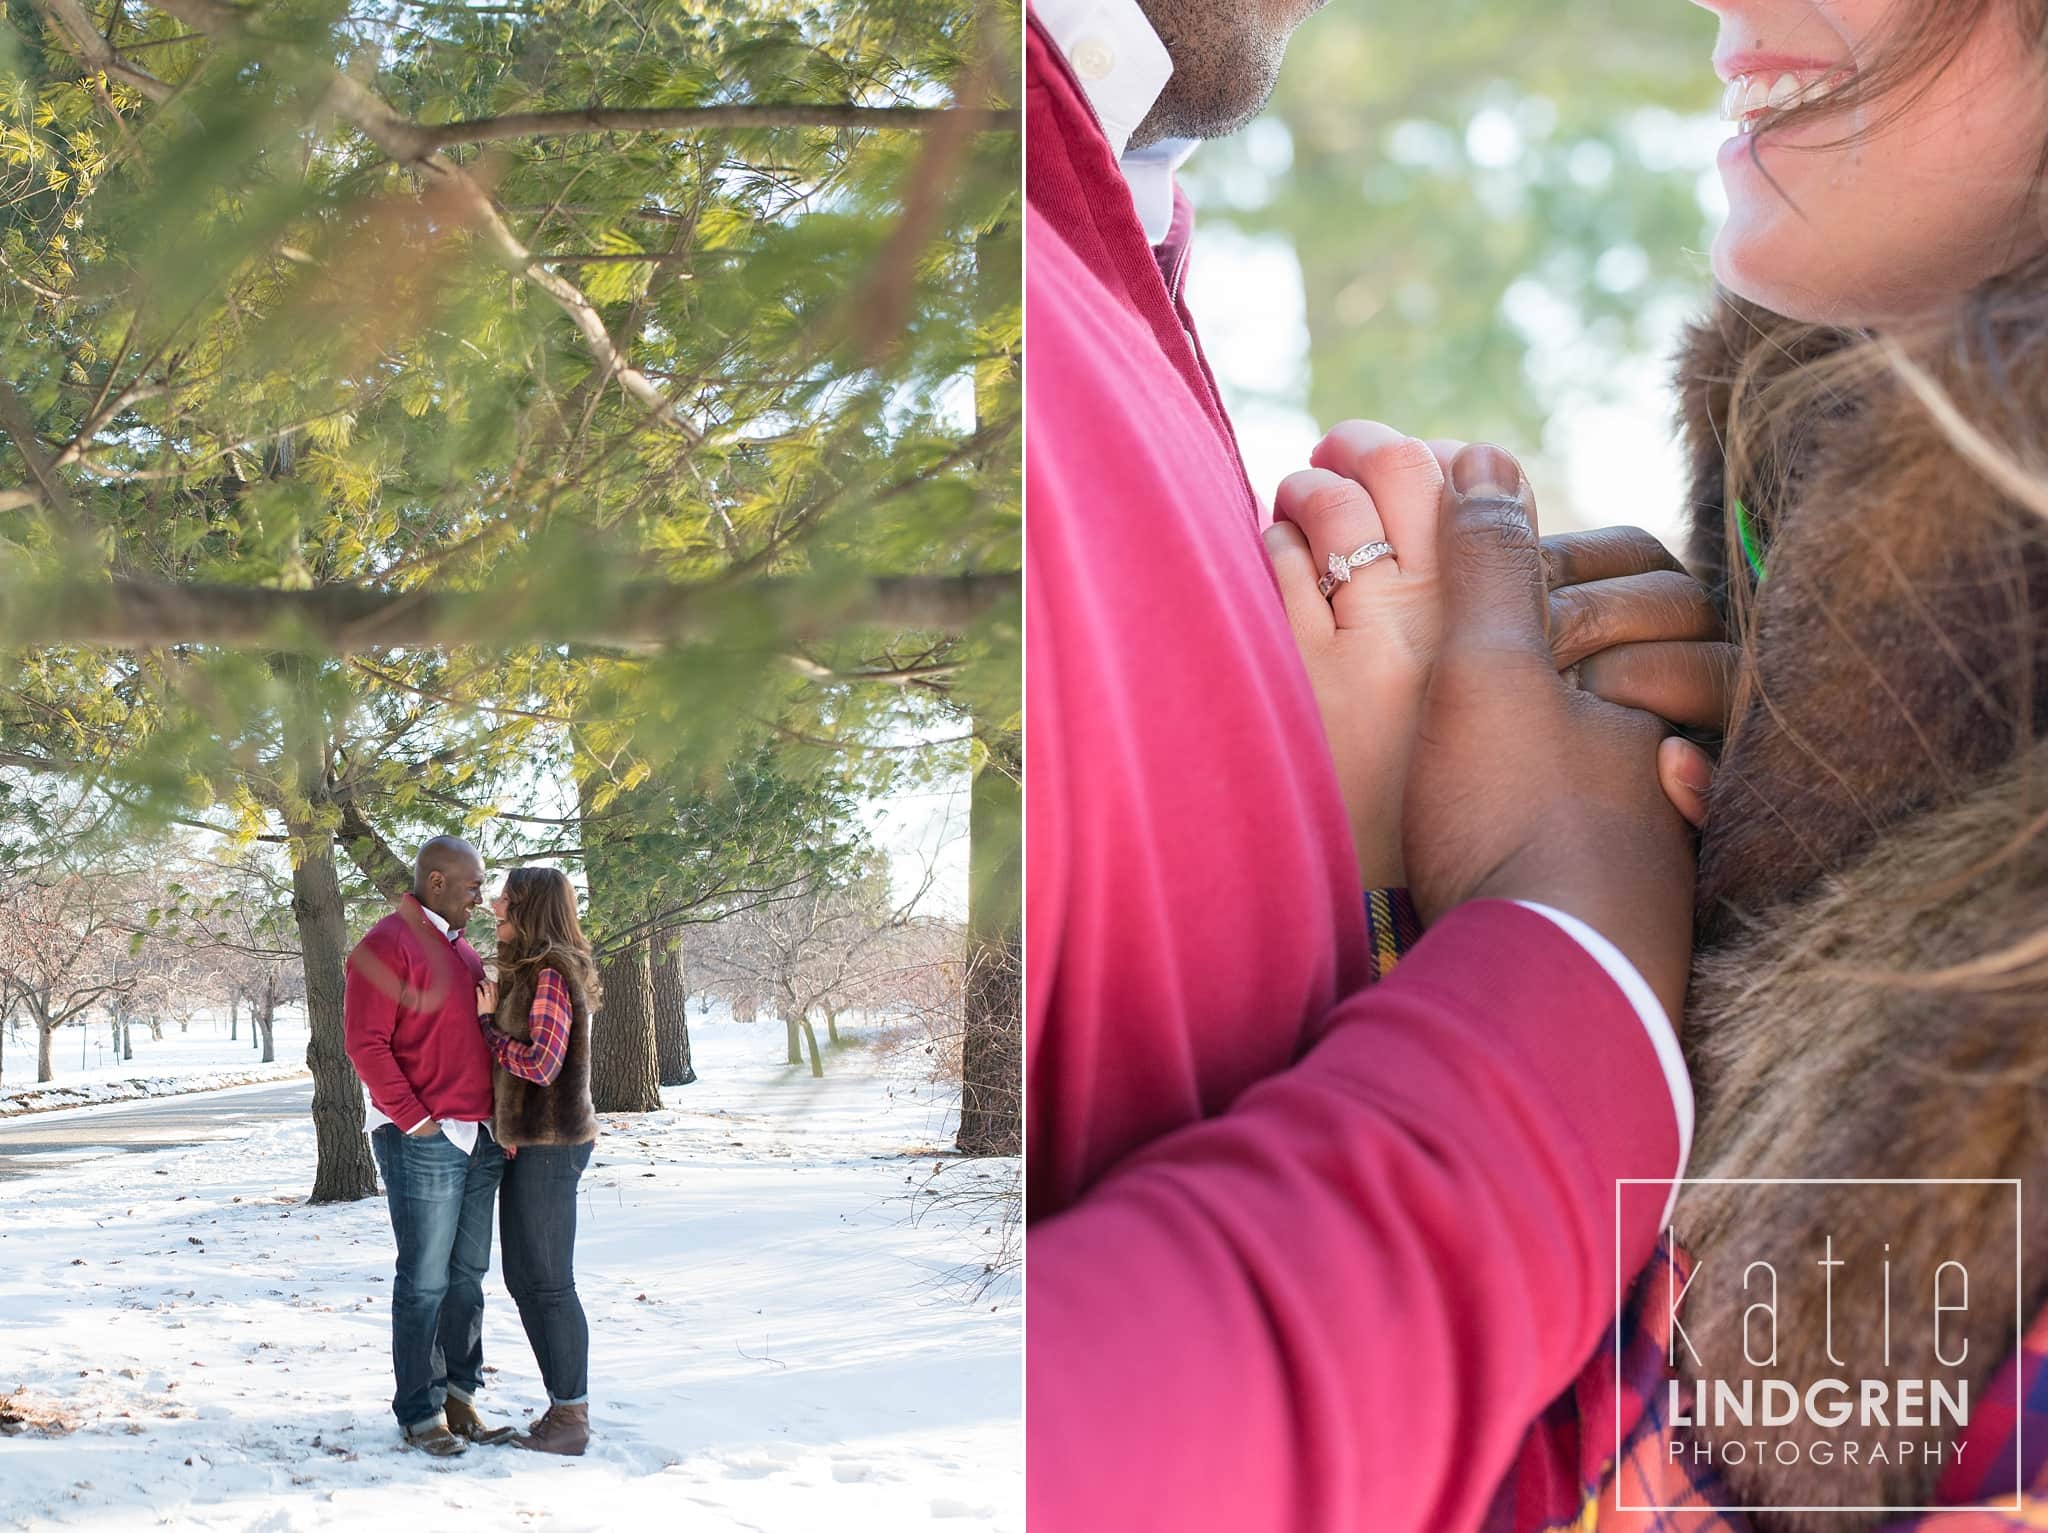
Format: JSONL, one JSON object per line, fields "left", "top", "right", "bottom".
{"left": 0, "top": 1010, "right": 1022, "bottom": 1532}
{"left": 2, "top": 1010, "right": 312, "bottom": 1112}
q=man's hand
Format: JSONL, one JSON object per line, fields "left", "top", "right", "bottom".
{"left": 407, "top": 1120, "right": 440, "bottom": 1138}
{"left": 1541, "top": 525, "right": 1738, "bottom": 830}
{"left": 1403, "top": 444, "right": 1697, "bottom": 1018}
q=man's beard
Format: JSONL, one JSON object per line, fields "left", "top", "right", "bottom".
{"left": 1126, "top": 0, "right": 1288, "bottom": 150}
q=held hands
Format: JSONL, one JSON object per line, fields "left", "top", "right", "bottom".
{"left": 1264, "top": 429, "right": 1738, "bottom": 1016}
{"left": 1402, "top": 446, "right": 1702, "bottom": 1017}
{"left": 1265, "top": 422, "right": 1738, "bottom": 891}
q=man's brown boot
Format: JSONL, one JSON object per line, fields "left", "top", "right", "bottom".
{"left": 403, "top": 1418, "right": 468, "bottom": 1457}
{"left": 445, "top": 1395, "right": 516, "bottom": 1445}
{"left": 513, "top": 1402, "right": 589, "bottom": 1456}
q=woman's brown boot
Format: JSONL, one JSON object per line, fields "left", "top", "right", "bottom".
{"left": 445, "top": 1395, "right": 517, "bottom": 1445}
{"left": 514, "top": 1402, "right": 589, "bottom": 1456}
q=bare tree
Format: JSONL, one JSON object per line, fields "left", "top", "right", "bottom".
{"left": 153, "top": 854, "right": 307, "bottom": 1069}
{"left": 0, "top": 871, "right": 142, "bottom": 1082}
{"left": 690, "top": 865, "right": 911, "bottom": 1079}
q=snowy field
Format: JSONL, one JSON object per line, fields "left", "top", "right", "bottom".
{"left": 2, "top": 1010, "right": 312, "bottom": 1110}
{"left": 0, "top": 1011, "right": 1022, "bottom": 1532}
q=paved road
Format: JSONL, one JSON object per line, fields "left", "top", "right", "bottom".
{"left": 0, "top": 1078, "right": 315, "bottom": 1182}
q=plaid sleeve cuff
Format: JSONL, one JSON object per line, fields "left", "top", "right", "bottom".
{"left": 1362, "top": 887, "right": 1423, "bottom": 983}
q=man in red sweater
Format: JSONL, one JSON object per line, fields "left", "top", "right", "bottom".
{"left": 344, "top": 836, "right": 517, "bottom": 1456}
{"left": 1027, "top": 1, "right": 1719, "bottom": 1527}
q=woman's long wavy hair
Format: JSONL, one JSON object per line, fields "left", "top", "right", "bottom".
{"left": 496, "top": 867, "right": 601, "bottom": 1003}
{"left": 1716, "top": 0, "right": 2048, "bottom": 992}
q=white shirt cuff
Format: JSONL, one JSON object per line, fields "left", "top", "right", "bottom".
{"left": 1511, "top": 900, "right": 1693, "bottom": 1229}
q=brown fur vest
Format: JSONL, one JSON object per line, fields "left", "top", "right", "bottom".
{"left": 1666, "top": 276, "right": 2048, "bottom": 1526}
{"left": 491, "top": 960, "right": 599, "bottom": 1148}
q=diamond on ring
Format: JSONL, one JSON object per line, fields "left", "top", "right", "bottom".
{"left": 1317, "top": 539, "right": 1396, "bottom": 598}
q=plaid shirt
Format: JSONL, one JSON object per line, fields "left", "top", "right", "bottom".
{"left": 482, "top": 967, "right": 572, "bottom": 1087}
{"left": 1363, "top": 887, "right": 1423, "bottom": 983}
{"left": 1482, "top": 1238, "right": 2048, "bottom": 1531}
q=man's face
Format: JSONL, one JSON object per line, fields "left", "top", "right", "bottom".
{"left": 425, "top": 855, "right": 487, "bottom": 929}
{"left": 1128, "top": 0, "right": 1331, "bottom": 150}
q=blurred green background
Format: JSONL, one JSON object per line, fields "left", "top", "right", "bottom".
{"left": 1180, "top": 0, "right": 1724, "bottom": 541}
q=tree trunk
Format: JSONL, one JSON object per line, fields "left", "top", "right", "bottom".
{"left": 589, "top": 940, "right": 661, "bottom": 1112}
{"left": 651, "top": 929, "right": 696, "bottom": 1087}
{"left": 824, "top": 1005, "right": 839, "bottom": 1045}
{"left": 293, "top": 828, "right": 376, "bottom": 1200}
{"left": 957, "top": 721, "right": 1022, "bottom": 1156}
{"left": 279, "top": 659, "right": 377, "bottom": 1202}
{"left": 120, "top": 1014, "right": 132, "bottom": 1062}
{"left": 37, "top": 1019, "right": 54, "bottom": 1083}
{"left": 229, "top": 991, "right": 238, "bottom": 1042}
{"left": 259, "top": 971, "right": 278, "bottom": 1065}
{"left": 799, "top": 1013, "right": 823, "bottom": 1078}
{"left": 784, "top": 1013, "right": 802, "bottom": 1065}
{"left": 577, "top": 761, "right": 662, "bottom": 1113}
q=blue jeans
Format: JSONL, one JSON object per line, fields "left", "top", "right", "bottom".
{"left": 499, "top": 1140, "right": 593, "bottom": 1405}
{"left": 370, "top": 1123, "right": 505, "bottom": 1431}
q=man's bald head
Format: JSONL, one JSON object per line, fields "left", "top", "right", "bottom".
{"left": 413, "top": 836, "right": 486, "bottom": 929}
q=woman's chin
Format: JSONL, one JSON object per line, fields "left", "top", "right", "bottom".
{"left": 1711, "top": 226, "right": 1839, "bottom": 324}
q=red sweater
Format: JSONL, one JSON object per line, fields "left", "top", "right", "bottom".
{"left": 1025, "top": 15, "right": 1685, "bottom": 1531}
{"left": 344, "top": 894, "right": 492, "bottom": 1129}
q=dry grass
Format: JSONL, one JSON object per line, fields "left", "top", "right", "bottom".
{"left": 0, "top": 1389, "right": 79, "bottom": 1436}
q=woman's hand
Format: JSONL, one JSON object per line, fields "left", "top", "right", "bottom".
{"left": 1540, "top": 525, "right": 1739, "bottom": 829}
{"left": 476, "top": 979, "right": 498, "bottom": 1018}
{"left": 1263, "top": 421, "right": 1449, "bottom": 887}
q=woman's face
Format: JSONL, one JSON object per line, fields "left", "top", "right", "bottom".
{"left": 491, "top": 889, "right": 513, "bottom": 945}
{"left": 1694, "top": 0, "right": 2048, "bottom": 325}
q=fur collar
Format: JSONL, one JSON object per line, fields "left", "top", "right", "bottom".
{"left": 1668, "top": 281, "right": 2048, "bottom": 1524}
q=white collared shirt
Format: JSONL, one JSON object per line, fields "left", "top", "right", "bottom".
{"left": 1033, "top": 0, "right": 1195, "bottom": 245}
{"left": 361, "top": 901, "right": 490, "bottom": 1157}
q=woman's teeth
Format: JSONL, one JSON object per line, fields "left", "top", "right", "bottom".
{"left": 1720, "top": 72, "right": 1845, "bottom": 132}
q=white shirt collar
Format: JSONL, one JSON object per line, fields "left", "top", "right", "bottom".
{"left": 414, "top": 898, "right": 459, "bottom": 943}
{"left": 1036, "top": 0, "right": 1194, "bottom": 245}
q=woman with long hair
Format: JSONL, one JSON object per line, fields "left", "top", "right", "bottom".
{"left": 474, "top": 866, "right": 603, "bottom": 1457}
{"left": 1276, "top": 0, "right": 2048, "bottom": 1523}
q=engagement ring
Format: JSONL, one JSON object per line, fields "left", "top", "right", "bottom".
{"left": 1317, "top": 540, "right": 1396, "bottom": 598}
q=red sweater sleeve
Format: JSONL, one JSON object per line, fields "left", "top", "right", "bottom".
{"left": 343, "top": 931, "right": 428, "bottom": 1129}
{"left": 1026, "top": 900, "right": 1682, "bottom": 1533}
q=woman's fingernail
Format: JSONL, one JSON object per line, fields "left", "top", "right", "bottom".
{"left": 1450, "top": 443, "right": 1520, "bottom": 499}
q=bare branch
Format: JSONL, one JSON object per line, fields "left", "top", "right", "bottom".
{"left": 33, "top": 0, "right": 177, "bottom": 102}
{"left": 0, "top": 380, "right": 73, "bottom": 516}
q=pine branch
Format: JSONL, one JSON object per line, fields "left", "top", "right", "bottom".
{"left": 0, "top": 572, "right": 1016, "bottom": 651}
{"left": 139, "top": 0, "right": 709, "bottom": 443}
{"left": 419, "top": 104, "right": 1014, "bottom": 151}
